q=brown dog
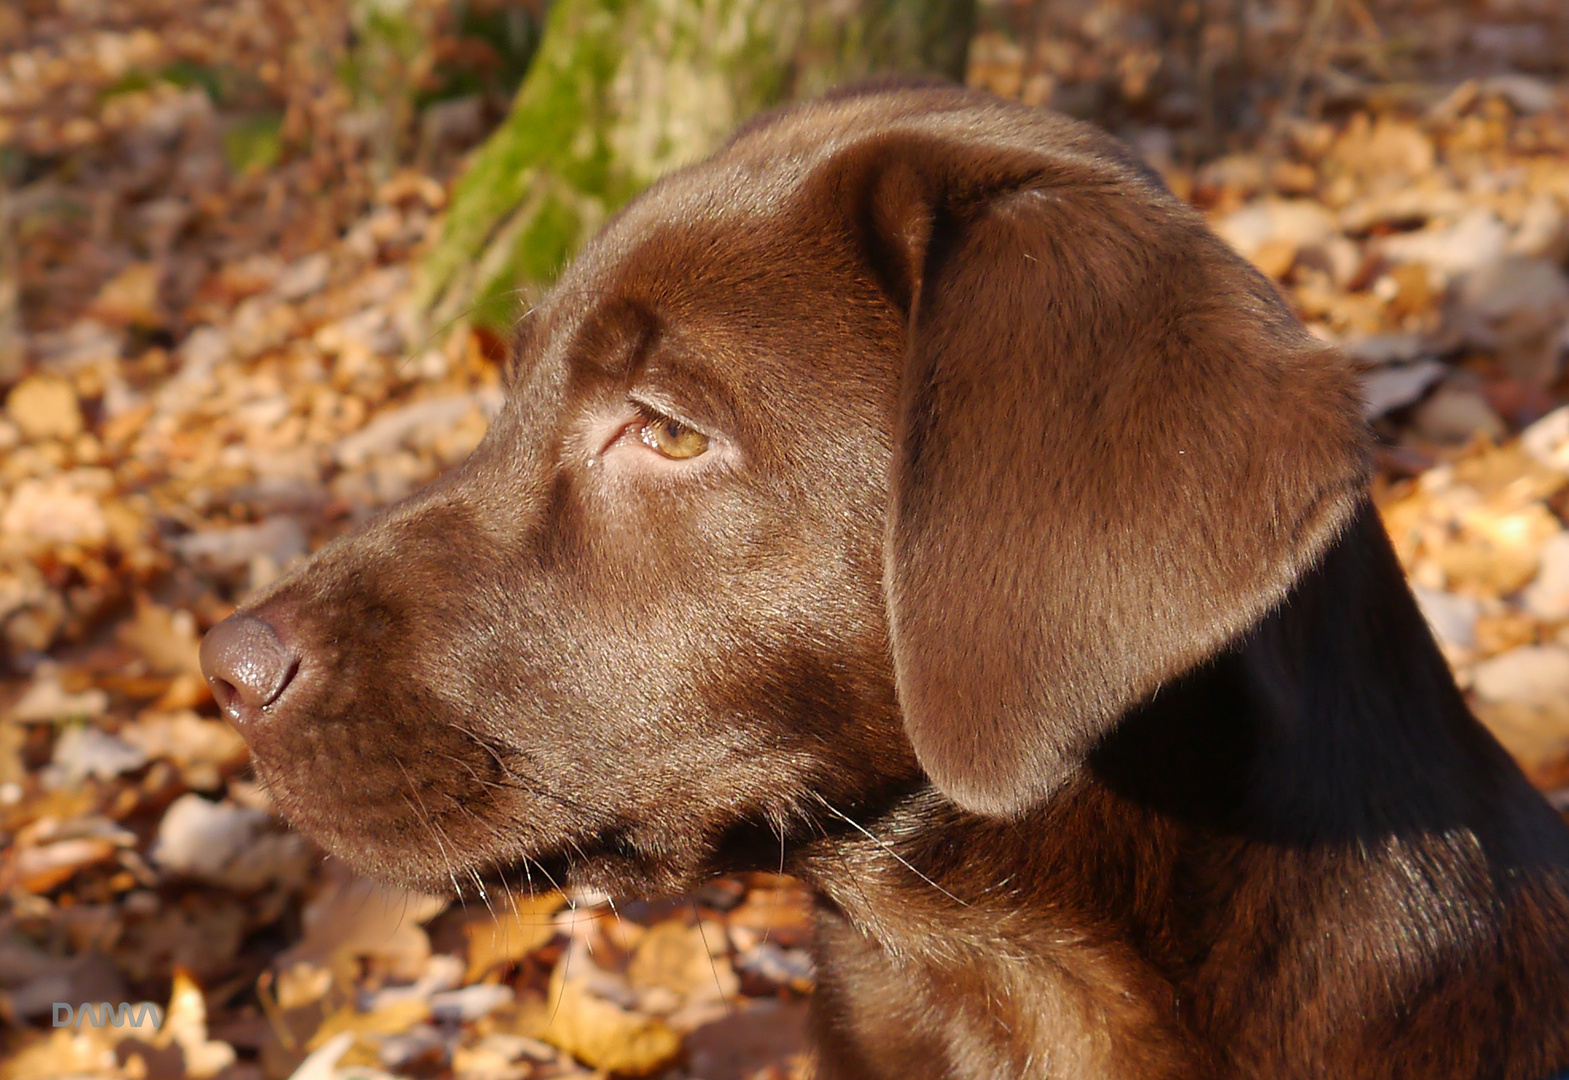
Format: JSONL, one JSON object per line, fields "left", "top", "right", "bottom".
{"left": 200, "top": 85, "right": 1569, "bottom": 1078}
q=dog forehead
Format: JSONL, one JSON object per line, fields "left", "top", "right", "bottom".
{"left": 559, "top": 89, "right": 1139, "bottom": 292}
{"left": 587, "top": 94, "right": 941, "bottom": 235}
{"left": 555, "top": 154, "right": 819, "bottom": 302}
{"left": 524, "top": 90, "right": 1139, "bottom": 408}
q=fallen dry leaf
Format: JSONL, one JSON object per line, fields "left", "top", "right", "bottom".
{"left": 151, "top": 970, "right": 236, "bottom": 1079}
{"left": 5, "top": 836, "right": 120, "bottom": 894}
{"left": 116, "top": 597, "right": 204, "bottom": 678}
{"left": 0, "top": 1027, "right": 125, "bottom": 1080}
{"left": 627, "top": 918, "right": 738, "bottom": 1007}
{"left": 119, "top": 709, "right": 247, "bottom": 789}
{"left": 540, "top": 943, "right": 684, "bottom": 1076}
{"left": 278, "top": 865, "right": 450, "bottom": 984}
{"left": 306, "top": 997, "right": 432, "bottom": 1052}
{"left": 1473, "top": 700, "right": 1569, "bottom": 781}
{"left": 464, "top": 891, "right": 566, "bottom": 981}
{"left": 88, "top": 263, "right": 167, "bottom": 329}
{"left": 4, "top": 375, "right": 83, "bottom": 441}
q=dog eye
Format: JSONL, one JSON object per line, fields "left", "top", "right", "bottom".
{"left": 639, "top": 414, "right": 709, "bottom": 460}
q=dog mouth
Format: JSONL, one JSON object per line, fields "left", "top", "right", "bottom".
{"left": 243, "top": 737, "right": 699, "bottom": 898}
{"left": 396, "top": 808, "right": 805, "bottom": 902}
{"left": 386, "top": 825, "right": 692, "bottom": 902}
{"left": 469, "top": 835, "right": 640, "bottom": 901}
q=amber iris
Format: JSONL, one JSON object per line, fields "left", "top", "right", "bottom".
{"left": 641, "top": 414, "right": 708, "bottom": 459}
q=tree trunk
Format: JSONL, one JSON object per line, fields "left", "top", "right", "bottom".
{"left": 417, "top": 0, "right": 974, "bottom": 330}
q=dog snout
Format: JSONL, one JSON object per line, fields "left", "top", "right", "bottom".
{"left": 200, "top": 612, "right": 300, "bottom": 724}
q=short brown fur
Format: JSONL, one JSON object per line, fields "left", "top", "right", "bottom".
{"left": 204, "top": 86, "right": 1569, "bottom": 1079}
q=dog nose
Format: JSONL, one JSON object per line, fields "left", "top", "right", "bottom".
{"left": 200, "top": 613, "right": 299, "bottom": 721}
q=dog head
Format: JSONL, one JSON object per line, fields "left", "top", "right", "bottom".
{"left": 200, "top": 87, "right": 1369, "bottom": 896}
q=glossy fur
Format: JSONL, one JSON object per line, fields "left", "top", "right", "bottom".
{"left": 209, "top": 87, "right": 1569, "bottom": 1078}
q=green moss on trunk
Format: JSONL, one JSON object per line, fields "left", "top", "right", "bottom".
{"left": 419, "top": 0, "right": 975, "bottom": 331}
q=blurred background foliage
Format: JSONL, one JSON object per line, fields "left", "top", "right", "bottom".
{"left": 406, "top": 0, "right": 1569, "bottom": 334}
{"left": 6, "top": 0, "right": 1567, "bottom": 355}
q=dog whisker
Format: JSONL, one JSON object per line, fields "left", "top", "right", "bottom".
{"left": 691, "top": 900, "right": 733, "bottom": 1011}
{"left": 811, "top": 792, "right": 968, "bottom": 908}
{"left": 394, "top": 761, "right": 469, "bottom": 904}
{"left": 469, "top": 867, "right": 494, "bottom": 916}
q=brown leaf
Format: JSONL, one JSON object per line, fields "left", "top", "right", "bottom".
{"left": 627, "top": 918, "right": 738, "bottom": 1006}
{"left": 685, "top": 1000, "right": 810, "bottom": 1080}
{"left": 87, "top": 262, "right": 166, "bottom": 328}
{"left": 0, "top": 1027, "right": 123, "bottom": 1080}
{"left": 305, "top": 997, "right": 431, "bottom": 1052}
{"left": 1251, "top": 238, "right": 1298, "bottom": 280}
{"left": 278, "top": 866, "right": 449, "bottom": 984}
{"left": 4, "top": 375, "right": 83, "bottom": 441}
{"left": 153, "top": 969, "right": 236, "bottom": 1080}
{"left": 120, "top": 709, "right": 247, "bottom": 778}
{"left": 540, "top": 947, "right": 683, "bottom": 1077}
{"left": 727, "top": 886, "right": 815, "bottom": 951}
{"left": 116, "top": 597, "right": 203, "bottom": 677}
{"left": 5, "top": 837, "right": 118, "bottom": 893}
{"left": 464, "top": 891, "right": 565, "bottom": 981}
{"left": 1473, "top": 699, "right": 1569, "bottom": 779}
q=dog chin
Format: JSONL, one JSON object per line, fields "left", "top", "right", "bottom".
{"left": 486, "top": 851, "right": 702, "bottom": 901}
{"left": 272, "top": 796, "right": 714, "bottom": 901}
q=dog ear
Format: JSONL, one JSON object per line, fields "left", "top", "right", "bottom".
{"left": 839, "top": 126, "right": 1370, "bottom": 818}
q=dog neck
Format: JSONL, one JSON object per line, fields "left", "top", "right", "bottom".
{"left": 789, "top": 500, "right": 1569, "bottom": 1078}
